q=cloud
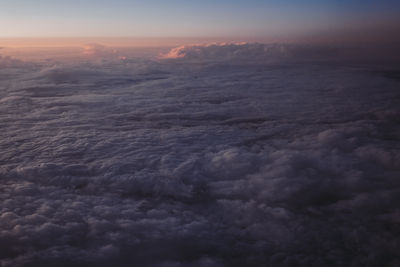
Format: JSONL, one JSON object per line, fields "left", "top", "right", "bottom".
{"left": 160, "top": 43, "right": 292, "bottom": 62}
{"left": 0, "top": 55, "right": 24, "bottom": 68}
{"left": 82, "top": 43, "right": 115, "bottom": 56}
{"left": 161, "top": 42, "right": 400, "bottom": 65}
{"left": 80, "top": 43, "right": 153, "bottom": 62}
{"left": 79, "top": 43, "right": 136, "bottom": 62}
{"left": 0, "top": 44, "right": 399, "bottom": 266}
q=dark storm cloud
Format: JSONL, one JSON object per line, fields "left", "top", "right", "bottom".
{"left": 0, "top": 43, "right": 399, "bottom": 266}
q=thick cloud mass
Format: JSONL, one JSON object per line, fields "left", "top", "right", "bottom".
{"left": 1, "top": 44, "right": 400, "bottom": 266}
{"left": 161, "top": 43, "right": 291, "bottom": 62}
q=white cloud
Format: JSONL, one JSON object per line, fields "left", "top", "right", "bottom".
{"left": 0, "top": 44, "right": 399, "bottom": 266}
{"left": 160, "top": 43, "right": 291, "bottom": 63}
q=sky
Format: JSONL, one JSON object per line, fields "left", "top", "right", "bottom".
{"left": 0, "top": 0, "right": 399, "bottom": 41}
{"left": 1, "top": 2, "right": 400, "bottom": 266}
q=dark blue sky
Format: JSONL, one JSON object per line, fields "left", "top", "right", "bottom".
{"left": 0, "top": 0, "right": 399, "bottom": 38}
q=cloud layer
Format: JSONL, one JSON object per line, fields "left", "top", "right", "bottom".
{"left": 160, "top": 43, "right": 291, "bottom": 62}
{"left": 0, "top": 44, "right": 399, "bottom": 266}
{"left": 160, "top": 42, "right": 400, "bottom": 65}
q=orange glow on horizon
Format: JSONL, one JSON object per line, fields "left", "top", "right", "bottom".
{"left": 0, "top": 36, "right": 286, "bottom": 49}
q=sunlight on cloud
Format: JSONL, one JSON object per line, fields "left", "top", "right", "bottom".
{"left": 0, "top": 43, "right": 399, "bottom": 266}
{"left": 160, "top": 43, "right": 290, "bottom": 62}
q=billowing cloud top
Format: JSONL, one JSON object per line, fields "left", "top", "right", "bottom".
{"left": 82, "top": 43, "right": 112, "bottom": 56}
{"left": 160, "top": 42, "right": 400, "bottom": 65}
{"left": 161, "top": 43, "right": 291, "bottom": 62}
{"left": 0, "top": 44, "right": 399, "bottom": 266}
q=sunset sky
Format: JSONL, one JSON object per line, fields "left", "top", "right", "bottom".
{"left": 1, "top": 1, "right": 400, "bottom": 266}
{"left": 1, "top": 0, "right": 399, "bottom": 40}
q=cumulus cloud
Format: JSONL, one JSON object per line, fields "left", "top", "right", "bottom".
{"left": 0, "top": 44, "right": 399, "bottom": 266}
{"left": 160, "top": 43, "right": 293, "bottom": 62}
{"left": 160, "top": 42, "right": 400, "bottom": 65}
{"left": 82, "top": 43, "right": 114, "bottom": 55}
{"left": 80, "top": 43, "right": 152, "bottom": 61}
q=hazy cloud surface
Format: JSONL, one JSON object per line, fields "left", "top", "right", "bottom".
{"left": 0, "top": 43, "right": 399, "bottom": 267}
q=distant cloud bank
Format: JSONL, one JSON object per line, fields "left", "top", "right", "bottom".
{"left": 161, "top": 43, "right": 290, "bottom": 61}
{"left": 160, "top": 42, "right": 400, "bottom": 64}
